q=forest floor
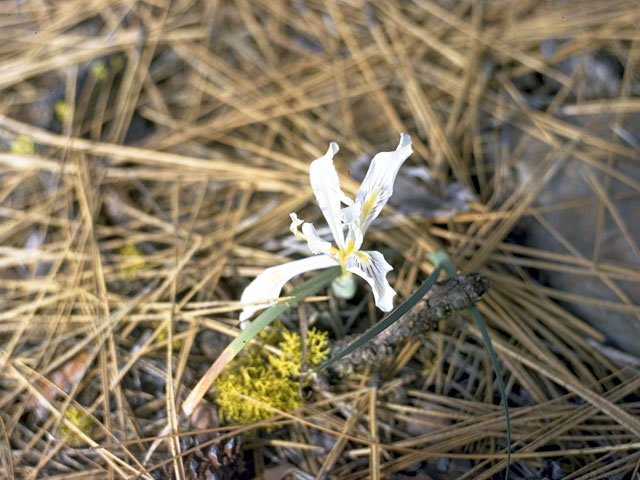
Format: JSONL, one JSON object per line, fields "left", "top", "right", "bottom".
{"left": 1, "top": 1, "right": 639, "bottom": 479}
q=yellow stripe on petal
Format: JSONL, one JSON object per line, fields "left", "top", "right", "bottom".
{"left": 355, "top": 251, "right": 370, "bottom": 263}
{"left": 354, "top": 134, "right": 412, "bottom": 235}
{"left": 360, "top": 189, "right": 379, "bottom": 226}
{"left": 339, "top": 238, "right": 355, "bottom": 261}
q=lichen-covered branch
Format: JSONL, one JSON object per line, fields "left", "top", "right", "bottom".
{"left": 329, "top": 273, "right": 490, "bottom": 375}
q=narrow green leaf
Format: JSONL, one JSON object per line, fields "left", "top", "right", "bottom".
{"left": 428, "top": 251, "right": 511, "bottom": 480}
{"left": 229, "top": 266, "right": 341, "bottom": 357}
{"left": 312, "top": 264, "right": 442, "bottom": 373}
{"left": 470, "top": 306, "right": 511, "bottom": 479}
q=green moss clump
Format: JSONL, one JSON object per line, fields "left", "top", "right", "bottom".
{"left": 60, "top": 406, "right": 93, "bottom": 446}
{"left": 11, "top": 135, "right": 35, "bottom": 155}
{"left": 118, "top": 243, "right": 146, "bottom": 281}
{"left": 214, "top": 324, "right": 329, "bottom": 425}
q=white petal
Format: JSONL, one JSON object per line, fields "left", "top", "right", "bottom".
{"left": 301, "top": 222, "right": 333, "bottom": 255}
{"left": 341, "top": 203, "right": 364, "bottom": 252}
{"left": 309, "top": 142, "right": 348, "bottom": 250}
{"left": 346, "top": 250, "right": 396, "bottom": 312}
{"left": 341, "top": 204, "right": 358, "bottom": 224}
{"left": 346, "top": 222, "right": 364, "bottom": 253}
{"left": 239, "top": 255, "right": 338, "bottom": 322}
{"left": 289, "top": 212, "right": 304, "bottom": 236}
{"left": 355, "top": 134, "right": 412, "bottom": 234}
{"left": 291, "top": 212, "right": 336, "bottom": 257}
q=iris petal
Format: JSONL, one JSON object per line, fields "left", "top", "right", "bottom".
{"left": 239, "top": 255, "right": 338, "bottom": 322}
{"left": 301, "top": 222, "right": 333, "bottom": 255}
{"left": 345, "top": 250, "right": 396, "bottom": 312}
{"left": 309, "top": 142, "right": 348, "bottom": 250}
{"left": 355, "top": 134, "right": 412, "bottom": 234}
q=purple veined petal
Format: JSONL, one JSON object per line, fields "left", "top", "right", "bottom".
{"left": 355, "top": 134, "right": 412, "bottom": 235}
{"left": 309, "top": 142, "right": 348, "bottom": 250}
{"left": 345, "top": 250, "right": 396, "bottom": 312}
{"left": 239, "top": 255, "right": 339, "bottom": 323}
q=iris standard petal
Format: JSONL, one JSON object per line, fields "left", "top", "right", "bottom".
{"left": 355, "top": 134, "right": 412, "bottom": 234}
{"left": 309, "top": 142, "right": 347, "bottom": 250}
{"left": 345, "top": 250, "right": 396, "bottom": 312}
{"left": 239, "top": 255, "right": 339, "bottom": 322}
{"left": 342, "top": 203, "right": 364, "bottom": 252}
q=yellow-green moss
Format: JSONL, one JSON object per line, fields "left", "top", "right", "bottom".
{"left": 153, "top": 321, "right": 182, "bottom": 350}
{"left": 118, "top": 243, "right": 146, "bottom": 281}
{"left": 11, "top": 135, "right": 35, "bottom": 155}
{"left": 91, "top": 60, "right": 108, "bottom": 81}
{"left": 54, "top": 100, "right": 69, "bottom": 122}
{"left": 269, "top": 327, "right": 329, "bottom": 376}
{"left": 214, "top": 324, "right": 329, "bottom": 425}
{"left": 60, "top": 406, "right": 93, "bottom": 446}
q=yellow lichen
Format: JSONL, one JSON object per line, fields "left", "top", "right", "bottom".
{"left": 420, "top": 354, "right": 438, "bottom": 377}
{"left": 11, "top": 135, "right": 35, "bottom": 155}
{"left": 269, "top": 327, "right": 329, "bottom": 377}
{"left": 305, "top": 328, "right": 330, "bottom": 365}
{"left": 60, "top": 406, "right": 93, "bottom": 446}
{"left": 214, "top": 324, "right": 329, "bottom": 426}
{"left": 118, "top": 243, "right": 146, "bottom": 281}
{"left": 91, "top": 60, "right": 108, "bottom": 81}
{"left": 54, "top": 100, "right": 69, "bottom": 122}
{"left": 153, "top": 322, "right": 182, "bottom": 350}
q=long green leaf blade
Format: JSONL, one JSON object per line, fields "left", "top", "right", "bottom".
{"left": 428, "top": 251, "right": 511, "bottom": 480}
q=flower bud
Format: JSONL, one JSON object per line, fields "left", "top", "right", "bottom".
{"left": 331, "top": 272, "right": 357, "bottom": 300}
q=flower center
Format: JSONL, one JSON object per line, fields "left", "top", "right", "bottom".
{"left": 330, "top": 238, "right": 356, "bottom": 273}
{"left": 330, "top": 238, "right": 355, "bottom": 260}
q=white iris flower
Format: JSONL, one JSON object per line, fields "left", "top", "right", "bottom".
{"left": 239, "top": 134, "right": 413, "bottom": 323}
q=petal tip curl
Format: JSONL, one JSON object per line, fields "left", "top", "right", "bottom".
{"left": 398, "top": 133, "right": 412, "bottom": 151}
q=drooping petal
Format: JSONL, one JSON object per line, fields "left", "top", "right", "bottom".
{"left": 309, "top": 142, "right": 349, "bottom": 250}
{"left": 355, "top": 134, "right": 412, "bottom": 234}
{"left": 239, "top": 255, "right": 338, "bottom": 322}
{"left": 301, "top": 222, "right": 333, "bottom": 256}
{"left": 290, "top": 213, "right": 335, "bottom": 257}
{"left": 345, "top": 250, "right": 396, "bottom": 312}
